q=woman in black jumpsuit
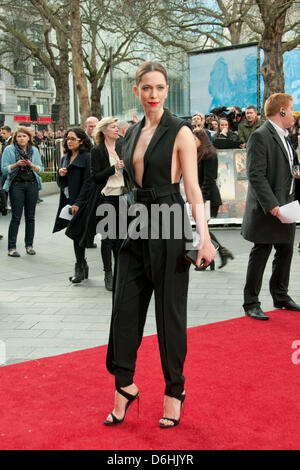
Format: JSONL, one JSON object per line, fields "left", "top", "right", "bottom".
{"left": 104, "top": 62, "right": 216, "bottom": 428}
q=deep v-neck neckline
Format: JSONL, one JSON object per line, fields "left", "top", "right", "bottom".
{"left": 131, "top": 111, "right": 166, "bottom": 188}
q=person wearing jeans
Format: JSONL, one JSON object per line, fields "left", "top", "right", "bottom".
{"left": 1, "top": 126, "right": 43, "bottom": 257}
{"left": 8, "top": 181, "right": 39, "bottom": 253}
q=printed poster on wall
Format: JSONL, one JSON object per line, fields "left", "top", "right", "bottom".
{"left": 211, "top": 149, "right": 248, "bottom": 224}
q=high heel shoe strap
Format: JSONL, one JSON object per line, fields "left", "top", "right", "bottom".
{"left": 117, "top": 387, "right": 139, "bottom": 402}
{"left": 179, "top": 393, "right": 186, "bottom": 403}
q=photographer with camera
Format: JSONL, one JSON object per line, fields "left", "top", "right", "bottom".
{"left": 210, "top": 106, "right": 243, "bottom": 132}
{"left": 1, "top": 126, "right": 43, "bottom": 257}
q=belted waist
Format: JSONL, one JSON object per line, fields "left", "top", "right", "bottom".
{"left": 132, "top": 183, "right": 180, "bottom": 202}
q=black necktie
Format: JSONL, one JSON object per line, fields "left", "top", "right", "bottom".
{"left": 284, "top": 136, "right": 293, "bottom": 167}
{"left": 284, "top": 136, "right": 295, "bottom": 194}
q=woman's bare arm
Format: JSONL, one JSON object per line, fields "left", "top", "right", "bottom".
{"left": 175, "top": 126, "right": 216, "bottom": 266}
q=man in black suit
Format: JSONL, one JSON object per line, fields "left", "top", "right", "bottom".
{"left": 1, "top": 126, "right": 12, "bottom": 148}
{"left": 242, "top": 93, "right": 300, "bottom": 320}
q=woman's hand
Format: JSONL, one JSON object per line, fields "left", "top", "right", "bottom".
{"left": 59, "top": 167, "right": 68, "bottom": 177}
{"left": 16, "top": 159, "right": 28, "bottom": 168}
{"left": 115, "top": 159, "right": 125, "bottom": 170}
{"left": 196, "top": 238, "right": 217, "bottom": 268}
{"left": 71, "top": 205, "right": 79, "bottom": 216}
{"left": 29, "top": 161, "right": 39, "bottom": 172}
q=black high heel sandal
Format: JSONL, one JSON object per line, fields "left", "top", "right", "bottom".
{"left": 159, "top": 393, "right": 186, "bottom": 429}
{"left": 104, "top": 387, "right": 140, "bottom": 426}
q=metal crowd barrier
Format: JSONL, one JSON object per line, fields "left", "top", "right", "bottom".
{"left": 39, "top": 139, "right": 63, "bottom": 181}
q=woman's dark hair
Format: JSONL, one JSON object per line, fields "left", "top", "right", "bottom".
{"left": 193, "top": 129, "right": 217, "bottom": 162}
{"left": 63, "top": 127, "right": 92, "bottom": 155}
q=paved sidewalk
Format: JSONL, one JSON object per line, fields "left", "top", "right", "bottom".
{"left": 1, "top": 194, "right": 300, "bottom": 366}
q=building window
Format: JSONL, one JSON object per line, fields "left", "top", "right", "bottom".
{"left": 30, "top": 24, "right": 43, "bottom": 47}
{"left": 36, "top": 98, "right": 49, "bottom": 115}
{"left": 17, "top": 97, "right": 30, "bottom": 114}
{"left": 32, "top": 60, "right": 46, "bottom": 89}
{"left": 14, "top": 56, "right": 28, "bottom": 88}
{"left": 15, "top": 76, "right": 28, "bottom": 88}
{"left": 33, "top": 76, "right": 46, "bottom": 90}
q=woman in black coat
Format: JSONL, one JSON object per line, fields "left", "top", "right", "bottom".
{"left": 89, "top": 117, "right": 126, "bottom": 291}
{"left": 53, "top": 127, "right": 92, "bottom": 283}
{"left": 193, "top": 129, "right": 234, "bottom": 269}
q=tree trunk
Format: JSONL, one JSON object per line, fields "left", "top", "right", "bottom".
{"left": 53, "top": 75, "right": 70, "bottom": 129}
{"left": 260, "top": 36, "right": 285, "bottom": 106}
{"left": 256, "top": 0, "right": 289, "bottom": 108}
{"left": 90, "top": 79, "right": 102, "bottom": 119}
{"left": 54, "top": 21, "right": 70, "bottom": 128}
{"left": 228, "top": 22, "right": 242, "bottom": 45}
{"left": 70, "top": 0, "right": 91, "bottom": 126}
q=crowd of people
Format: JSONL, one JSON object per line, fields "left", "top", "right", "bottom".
{"left": 1, "top": 61, "right": 300, "bottom": 429}
{"left": 191, "top": 104, "right": 300, "bottom": 151}
{"left": 1, "top": 101, "right": 299, "bottom": 269}
{"left": 0, "top": 117, "right": 136, "bottom": 285}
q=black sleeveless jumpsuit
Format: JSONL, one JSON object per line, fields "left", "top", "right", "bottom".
{"left": 106, "top": 110, "right": 192, "bottom": 399}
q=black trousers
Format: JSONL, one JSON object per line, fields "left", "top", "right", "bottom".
{"left": 8, "top": 181, "right": 38, "bottom": 250}
{"left": 98, "top": 195, "right": 124, "bottom": 272}
{"left": 243, "top": 242, "right": 294, "bottom": 309}
{"left": 73, "top": 240, "right": 86, "bottom": 264}
{"left": 106, "top": 235, "right": 190, "bottom": 399}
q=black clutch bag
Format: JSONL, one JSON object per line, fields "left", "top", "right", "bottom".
{"left": 185, "top": 239, "right": 219, "bottom": 267}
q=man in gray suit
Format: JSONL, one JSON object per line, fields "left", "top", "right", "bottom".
{"left": 242, "top": 93, "right": 300, "bottom": 320}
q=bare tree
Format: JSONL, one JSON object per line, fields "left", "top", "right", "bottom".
{"left": 162, "top": 0, "right": 300, "bottom": 103}
{"left": 80, "top": 0, "right": 158, "bottom": 118}
{"left": 0, "top": 0, "right": 70, "bottom": 127}
{"left": 247, "top": 0, "right": 300, "bottom": 105}
{"left": 70, "top": 0, "right": 91, "bottom": 124}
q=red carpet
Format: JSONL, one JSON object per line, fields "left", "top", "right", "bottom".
{"left": 1, "top": 310, "right": 300, "bottom": 450}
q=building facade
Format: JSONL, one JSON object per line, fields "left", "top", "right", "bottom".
{"left": 0, "top": 23, "right": 55, "bottom": 131}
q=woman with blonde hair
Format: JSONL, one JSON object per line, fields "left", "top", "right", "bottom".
{"left": 1, "top": 126, "right": 43, "bottom": 257}
{"left": 88, "top": 117, "right": 125, "bottom": 290}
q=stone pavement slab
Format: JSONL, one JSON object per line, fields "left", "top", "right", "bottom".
{"left": 1, "top": 194, "right": 300, "bottom": 366}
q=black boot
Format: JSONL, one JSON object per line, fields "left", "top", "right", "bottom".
{"left": 69, "top": 262, "right": 85, "bottom": 283}
{"left": 104, "top": 270, "right": 113, "bottom": 291}
{"left": 218, "top": 247, "right": 234, "bottom": 269}
{"left": 83, "top": 258, "right": 89, "bottom": 279}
